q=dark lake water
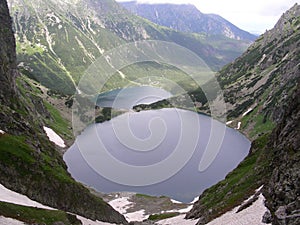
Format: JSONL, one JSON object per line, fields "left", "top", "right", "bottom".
{"left": 64, "top": 88, "right": 250, "bottom": 202}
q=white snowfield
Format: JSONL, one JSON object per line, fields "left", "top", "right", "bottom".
{"left": 155, "top": 214, "right": 196, "bottom": 225}
{"left": 0, "top": 184, "right": 53, "bottom": 210}
{"left": 108, "top": 197, "right": 148, "bottom": 222}
{"left": 43, "top": 126, "right": 66, "bottom": 148}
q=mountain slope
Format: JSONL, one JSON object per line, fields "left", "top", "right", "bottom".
{"left": 121, "top": 1, "right": 256, "bottom": 41}
{"left": 0, "top": 0, "right": 127, "bottom": 223}
{"left": 186, "top": 3, "right": 300, "bottom": 224}
{"left": 8, "top": 0, "right": 251, "bottom": 95}
{"left": 218, "top": 3, "right": 300, "bottom": 139}
{"left": 263, "top": 82, "right": 300, "bottom": 225}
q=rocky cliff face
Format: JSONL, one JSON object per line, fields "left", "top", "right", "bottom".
{"left": 0, "top": 0, "right": 127, "bottom": 223}
{"left": 0, "top": 0, "right": 17, "bottom": 103}
{"left": 186, "top": 4, "right": 300, "bottom": 225}
{"left": 217, "top": 3, "right": 300, "bottom": 139}
{"left": 263, "top": 84, "right": 300, "bottom": 225}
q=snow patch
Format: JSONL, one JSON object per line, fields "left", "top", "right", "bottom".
{"left": 0, "top": 184, "right": 53, "bottom": 210}
{"left": 242, "top": 108, "right": 253, "bottom": 117}
{"left": 0, "top": 129, "right": 5, "bottom": 134}
{"left": 109, "top": 197, "right": 133, "bottom": 214}
{"left": 125, "top": 210, "right": 147, "bottom": 222}
{"left": 166, "top": 205, "right": 193, "bottom": 214}
{"left": 109, "top": 197, "right": 147, "bottom": 222}
{"left": 43, "top": 126, "right": 66, "bottom": 148}
{"left": 236, "top": 122, "right": 241, "bottom": 130}
{"left": 282, "top": 53, "right": 289, "bottom": 61}
{"left": 190, "top": 196, "right": 199, "bottom": 204}
{"left": 0, "top": 216, "right": 25, "bottom": 225}
{"left": 156, "top": 214, "right": 196, "bottom": 225}
{"left": 76, "top": 215, "right": 115, "bottom": 225}
{"left": 118, "top": 70, "right": 126, "bottom": 79}
{"left": 226, "top": 120, "right": 233, "bottom": 125}
{"left": 171, "top": 199, "right": 183, "bottom": 204}
{"left": 178, "top": 205, "right": 193, "bottom": 213}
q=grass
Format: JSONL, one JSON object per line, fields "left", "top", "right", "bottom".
{"left": 0, "top": 201, "right": 81, "bottom": 225}
{"left": 0, "top": 135, "right": 35, "bottom": 166}
{"left": 0, "top": 133, "right": 73, "bottom": 183}
{"left": 135, "top": 193, "right": 158, "bottom": 199}
{"left": 249, "top": 114, "right": 275, "bottom": 138}
{"left": 194, "top": 133, "right": 271, "bottom": 219}
{"left": 16, "top": 75, "right": 72, "bottom": 140}
{"left": 43, "top": 100, "right": 72, "bottom": 140}
{"left": 148, "top": 212, "right": 180, "bottom": 221}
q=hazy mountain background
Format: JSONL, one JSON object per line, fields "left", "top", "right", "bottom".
{"left": 121, "top": 1, "right": 257, "bottom": 41}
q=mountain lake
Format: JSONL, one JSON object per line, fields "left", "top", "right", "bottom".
{"left": 64, "top": 86, "right": 250, "bottom": 203}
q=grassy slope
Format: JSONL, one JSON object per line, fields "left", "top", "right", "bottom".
{"left": 186, "top": 134, "right": 271, "bottom": 221}
{"left": 0, "top": 201, "right": 81, "bottom": 225}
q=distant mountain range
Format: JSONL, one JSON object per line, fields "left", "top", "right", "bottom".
{"left": 121, "top": 1, "right": 257, "bottom": 41}
{"left": 7, "top": 0, "right": 252, "bottom": 95}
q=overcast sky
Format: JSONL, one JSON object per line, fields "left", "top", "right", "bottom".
{"left": 116, "top": 0, "right": 299, "bottom": 34}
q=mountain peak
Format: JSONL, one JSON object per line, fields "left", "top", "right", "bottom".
{"left": 121, "top": 1, "right": 257, "bottom": 41}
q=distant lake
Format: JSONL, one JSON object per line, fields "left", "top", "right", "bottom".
{"left": 64, "top": 86, "right": 250, "bottom": 202}
{"left": 96, "top": 86, "right": 172, "bottom": 109}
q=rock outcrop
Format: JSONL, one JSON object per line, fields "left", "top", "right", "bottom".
{"left": 0, "top": 0, "right": 17, "bottom": 103}
{"left": 263, "top": 83, "right": 300, "bottom": 225}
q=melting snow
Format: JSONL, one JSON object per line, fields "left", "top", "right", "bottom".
{"left": 178, "top": 205, "right": 193, "bottom": 213}
{"left": 242, "top": 108, "right": 253, "bottom": 117}
{"left": 226, "top": 120, "right": 233, "bottom": 125}
{"left": 0, "top": 184, "right": 53, "bottom": 210}
{"left": 171, "top": 199, "right": 183, "bottom": 204}
{"left": 76, "top": 215, "right": 115, "bottom": 225}
{"left": 125, "top": 210, "right": 146, "bottom": 222}
{"left": 156, "top": 214, "right": 196, "bottom": 225}
{"left": 0, "top": 216, "right": 25, "bottom": 225}
{"left": 190, "top": 196, "right": 199, "bottom": 204}
{"left": 207, "top": 194, "right": 269, "bottom": 225}
{"left": 109, "top": 197, "right": 133, "bottom": 214}
{"left": 109, "top": 197, "right": 147, "bottom": 222}
{"left": 43, "top": 126, "right": 66, "bottom": 148}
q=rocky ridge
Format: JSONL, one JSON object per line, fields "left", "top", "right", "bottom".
{"left": 121, "top": 2, "right": 256, "bottom": 41}
{"left": 185, "top": 3, "right": 300, "bottom": 225}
